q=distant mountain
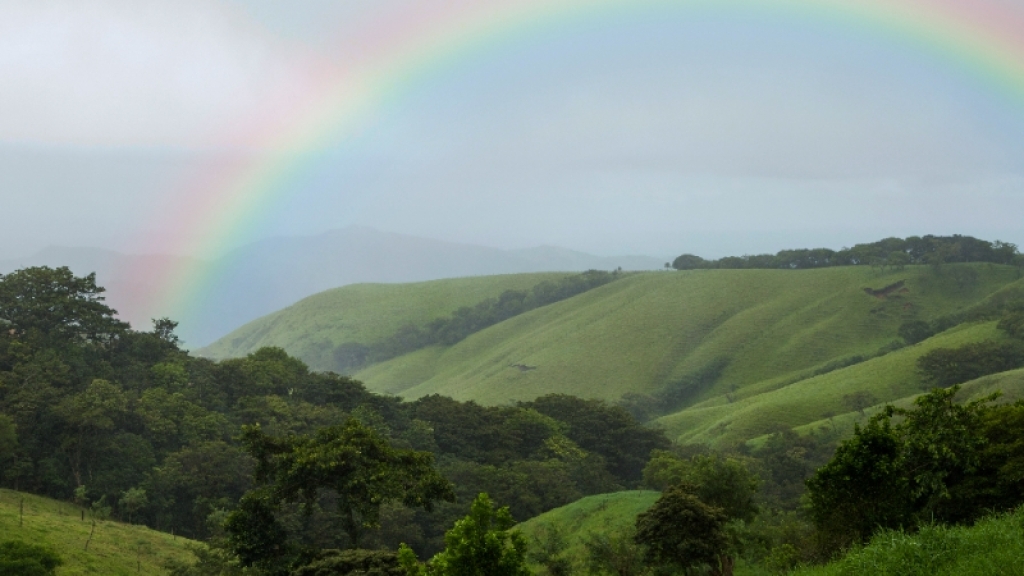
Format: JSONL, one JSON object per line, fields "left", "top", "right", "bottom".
{"left": 0, "top": 227, "right": 663, "bottom": 346}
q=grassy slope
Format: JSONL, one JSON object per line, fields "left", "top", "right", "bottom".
{"left": 202, "top": 264, "right": 1022, "bottom": 446}
{"left": 515, "top": 491, "right": 659, "bottom": 562}
{"left": 199, "top": 273, "right": 570, "bottom": 371}
{"left": 355, "top": 266, "right": 1020, "bottom": 440}
{"left": 784, "top": 366, "right": 1024, "bottom": 444}
{"left": 0, "top": 489, "right": 194, "bottom": 575}
{"left": 791, "top": 507, "right": 1024, "bottom": 576}
{"left": 655, "top": 320, "right": 1015, "bottom": 446}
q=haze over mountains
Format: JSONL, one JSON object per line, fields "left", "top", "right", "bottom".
{"left": 0, "top": 226, "right": 662, "bottom": 347}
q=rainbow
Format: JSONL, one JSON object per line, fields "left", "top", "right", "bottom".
{"left": 138, "top": 0, "right": 1024, "bottom": 340}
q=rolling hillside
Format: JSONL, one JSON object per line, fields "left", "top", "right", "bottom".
{"left": 200, "top": 272, "right": 573, "bottom": 370}
{"left": 0, "top": 489, "right": 195, "bottom": 575}
{"left": 516, "top": 491, "right": 660, "bottom": 567}
{"left": 204, "top": 264, "right": 1024, "bottom": 446}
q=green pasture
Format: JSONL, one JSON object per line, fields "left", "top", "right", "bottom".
{"left": 199, "top": 272, "right": 570, "bottom": 370}
{"left": 791, "top": 507, "right": 1024, "bottom": 576}
{"left": 515, "top": 491, "right": 659, "bottom": 563}
{"left": 202, "top": 264, "right": 1023, "bottom": 446}
{"left": 0, "top": 489, "right": 195, "bottom": 575}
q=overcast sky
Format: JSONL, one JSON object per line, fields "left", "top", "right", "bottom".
{"left": 2, "top": 0, "right": 1023, "bottom": 260}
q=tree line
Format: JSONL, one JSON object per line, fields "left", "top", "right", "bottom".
{"left": 332, "top": 270, "right": 621, "bottom": 373}
{"left": 672, "top": 234, "right": 1023, "bottom": 271}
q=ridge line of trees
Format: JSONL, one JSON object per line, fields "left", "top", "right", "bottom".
{"left": 672, "top": 235, "right": 1022, "bottom": 271}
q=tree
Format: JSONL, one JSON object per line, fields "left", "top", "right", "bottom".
{"left": 0, "top": 540, "right": 63, "bottom": 575}
{"left": 898, "top": 320, "right": 932, "bottom": 345}
{"left": 888, "top": 251, "right": 910, "bottom": 271}
{"left": 998, "top": 310, "right": 1024, "bottom": 339}
{"left": 672, "top": 254, "right": 708, "bottom": 270}
{"left": 917, "top": 341, "right": 1024, "bottom": 388}
{"left": 227, "top": 419, "right": 454, "bottom": 569}
{"left": 805, "top": 416, "right": 910, "bottom": 548}
{"left": 642, "top": 451, "right": 759, "bottom": 522}
{"left": 635, "top": 484, "right": 729, "bottom": 575}
{"left": 807, "top": 387, "right": 997, "bottom": 549}
{"left": 0, "top": 414, "right": 17, "bottom": 463}
{"left": 841, "top": 391, "right": 878, "bottom": 416}
{"left": 55, "top": 379, "right": 128, "bottom": 487}
{"left": 119, "top": 487, "right": 148, "bottom": 524}
{"left": 400, "top": 493, "right": 532, "bottom": 576}
{"left": 292, "top": 549, "right": 406, "bottom": 576}
{"left": 0, "top": 266, "right": 127, "bottom": 345}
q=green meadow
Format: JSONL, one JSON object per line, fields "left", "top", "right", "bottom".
{"left": 0, "top": 489, "right": 195, "bottom": 575}
{"left": 515, "top": 491, "right": 660, "bottom": 562}
{"left": 515, "top": 491, "right": 1024, "bottom": 576}
{"left": 203, "top": 264, "right": 1024, "bottom": 446}
{"left": 200, "top": 272, "right": 571, "bottom": 370}
{"left": 790, "top": 507, "right": 1024, "bottom": 576}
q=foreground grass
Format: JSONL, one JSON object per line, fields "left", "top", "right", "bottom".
{"left": 793, "top": 507, "right": 1024, "bottom": 576}
{"left": 0, "top": 489, "right": 195, "bottom": 575}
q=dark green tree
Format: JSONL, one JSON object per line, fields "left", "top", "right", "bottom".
{"left": 807, "top": 387, "right": 999, "bottom": 549}
{"left": 634, "top": 484, "right": 729, "bottom": 575}
{"left": 805, "top": 416, "right": 911, "bottom": 548}
{"left": 0, "top": 266, "right": 127, "bottom": 345}
{"left": 227, "top": 419, "right": 454, "bottom": 570}
{"left": 672, "top": 254, "right": 708, "bottom": 270}
{"left": 642, "top": 451, "right": 759, "bottom": 522}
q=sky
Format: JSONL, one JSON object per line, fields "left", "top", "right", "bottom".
{"left": 2, "top": 0, "right": 1024, "bottom": 261}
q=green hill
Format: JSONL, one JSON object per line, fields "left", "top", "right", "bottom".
{"left": 0, "top": 489, "right": 195, "bottom": 575}
{"left": 515, "top": 491, "right": 659, "bottom": 562}
{"left": 199, "top": 273, "right": 571, "bottom": 370}
{"left": 204, "top": 264, "right": 1024, "bottom": 446}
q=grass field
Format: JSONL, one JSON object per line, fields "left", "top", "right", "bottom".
{"left": 199, "top": 272, "right": 571, "bottom": 370}
{"left": 202, "top": 264, "right": 1024, "bottom": 446}
{"left": 515, "top": 491, "right": 660, "bottom": 564}
{"left": 790, "top": 507, "right": 1024, "bottom": 576}
{"left": 0, "top": 489, "right": 195, "bottom": 575}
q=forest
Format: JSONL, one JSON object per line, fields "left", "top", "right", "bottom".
{"left": 671, "top": 234, "right": 1024, "bottom": 271}
{"left": 1, "top": 262, "right": 1023, "bottom": 575}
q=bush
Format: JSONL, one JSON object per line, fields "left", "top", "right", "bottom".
{"left": 0, "top": 541, "right": 63, "bottom": 576}
{"left": 917, "top": 341, "right": 1024, "bottom": 388}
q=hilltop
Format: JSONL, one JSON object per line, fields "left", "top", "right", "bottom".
{"left": 203, "top": 262, "right": 1024, "bottom": 446}
{"left": 199, "top": 272, "right": 574, "bottom": 369}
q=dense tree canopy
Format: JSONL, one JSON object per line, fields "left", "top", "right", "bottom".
{"left": 807, "top": 387, "right": 1024, "bottom": 549}
{"left": 634, "top": 484, "right": 729, "bottom": 574}
{"left": 672, "top": 235, "right": 1021, "bottom": 271}
{"left": 0, "top": 266, "right": 666, "bottom": 559}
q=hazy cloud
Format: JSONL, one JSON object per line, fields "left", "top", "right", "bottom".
{"left": 0, "top": 0, "right": 316, "bottom": 148}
